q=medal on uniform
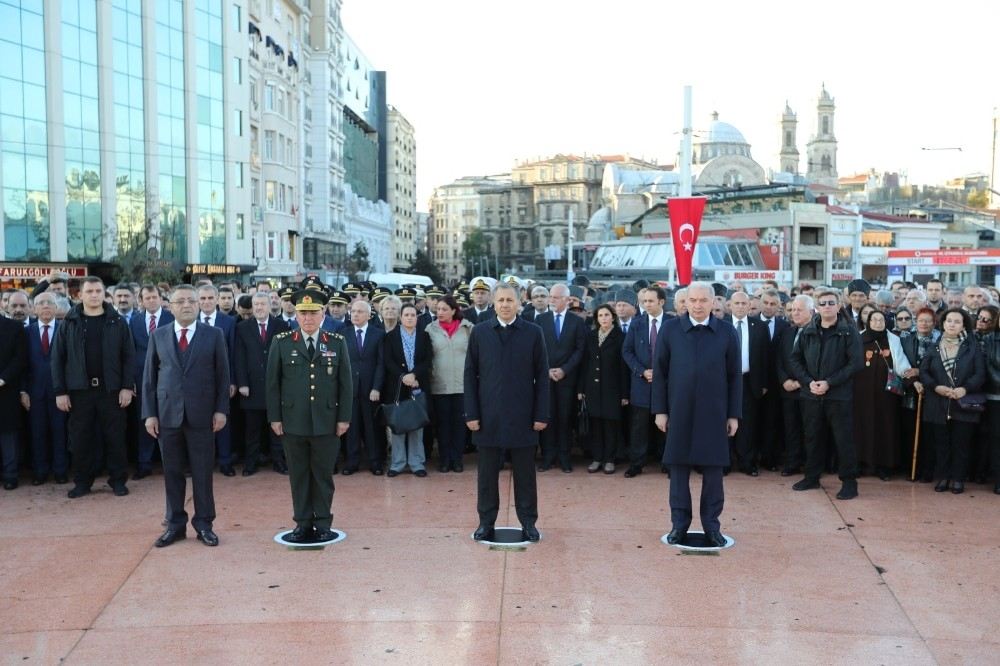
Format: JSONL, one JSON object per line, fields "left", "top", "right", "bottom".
{"left": 865, "top": 350, "right": 873, "bottom": 367}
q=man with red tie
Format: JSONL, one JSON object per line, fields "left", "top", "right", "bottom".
{"left": 235, "top": 293, "right": 290, "bottom": 475}
{"left": 129, "top": 285, "right": 174, "bottom": 479}
{"left": 22, "top": 292, "right": 68, "bottom": 486}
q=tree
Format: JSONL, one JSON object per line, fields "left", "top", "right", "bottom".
{"left": 406, "top": 249, "right": 444, "bottom": 285}
{"left": 461, "top": 228, "right": 490, "bottom": 279}
{"left": 346, "top": 240, "right": 371, "bottom": 278}
{"left": 967, "top": 189, "right": 989, "bottom": 209}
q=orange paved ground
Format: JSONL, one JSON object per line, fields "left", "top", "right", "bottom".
{"left": 1, "top": 462, "right": 997, "bottom": 665}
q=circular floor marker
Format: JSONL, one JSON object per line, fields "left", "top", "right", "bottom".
{"left": 471, "top": 526, "right": 537, "bottom": 546}
{"left": 274, "top": 529, "right": 346, "bottom": 548}
{"left": 660, "top": 530, "right": 735, "bottom": 551}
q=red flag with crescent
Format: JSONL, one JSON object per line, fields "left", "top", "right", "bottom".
{"left": 667, "top": 197, "right": 707, "bottom": 286}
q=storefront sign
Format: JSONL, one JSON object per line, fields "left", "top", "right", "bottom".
{"left": 713, "top": 270, "right": 792, "bottom": 282}
{"left": 186, "top": 264, "right": 249, "bottom": 276}
{"left": 0, "top": 264, "right": 88, "bottom": 278}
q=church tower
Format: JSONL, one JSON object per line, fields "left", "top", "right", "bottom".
{"left": 779, "top": 101, "right": 799, "bottom": 174}
{"left": 806, "top": 84, "right": 838, "bottom": 187}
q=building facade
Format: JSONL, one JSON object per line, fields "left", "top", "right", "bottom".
{"left": 806, "top": 84, "right": 838, "bottom": 188}
{"left": 429, "top": 175, "right": 504, "bottom": 284}
{"left": 0, "top": 0, "right": 251, "bottom": 275}
{"left": 387, "top": 105, "right": 416, "bottom": 271}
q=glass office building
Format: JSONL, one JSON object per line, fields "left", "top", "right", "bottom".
{"left": 0, "top": 0, "right": 250, "bottom": 267}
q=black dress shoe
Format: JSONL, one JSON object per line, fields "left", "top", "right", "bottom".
{"left": 67, "top": 485, "right": 91, "bottom": 498}
{"left": 220, "top": 465, "right": 236, "bottom": 477}
{"left": 242, "top": 466, "right": 257, "bottom": 477}
{"left": 536, "top": 464, "right": 551, "bottom": 472}
{"left": 31, "top": 476, "right": 46, "bottom": 486}
{"left": 452, "top": 462, "right": 464, "bottom": 473}
{"left": 196, "top": 529, "right": 219, "bottom": 546}
{"left": 55, "top": 475, "right": 69, "bottom": 484}
{"left": 934, "top": 480, "right": 950, "bottom": 493}
{"left": 994, "top": 484, "right": 1000, "bottom": 495}
{"left": 743, "top": 465, "right": 759, "bottom": 477}
{"left": 110, "top": 483, "right": 129, "bottom": 497}
{"left": 155, "top": 528, "right": 186, "bottom": 547}
{"left": 561, "top": 465, "right": 572, "bottom": 473}
{"left": 792, "top": 478, "right": 821, "bottom": 491}
{"left": 313, "top": 529, "right": 336, "bottom": 543}
{"left": 473, "top": 525, "right": 495, "bottom": 541}
{"left": 386, "top": 470, "right": 399, "bottom": 478}
{"left": 704, "top": 531, "right": 727, "bottom": 548}
{"left": 624, "top": 466, "right": 643, "bottom": 478}
{"left": 836, "top": 480, "right": 858, "bottom": 500}
{"left": 661, "top": 464, "right": 670, "bottom": 475}
{"left": 780, "top": 468, "right": 797, "bottom": 477}
{"left": 521, "top": 524, "right": 540, "bottom": 542}
{"left": 284, "top": 526, "right": 316, "bottom": 544}
{"left": 438, "top": 464, "right": 450, "bottom": 473}
{"left": 3, "top": 480, "right": 17, "bottom": 490}
{"left": 371, "top": 468, "right": 384, "bottom": 476}
{"left": 132, "top": 469, "right": 151, "bottom": 480}
{"left": 272, "top": 462, "right": 288, "bottom": 475}
{"left": 342, "top": 468, "right": 356, "bottom": 476}
{"left": 666, "top": 528, "right": 687, "bottom": 545}
{"left": 414, "top": 469, "right": 427, "bottom": 478}
{"left": 950, "top": 482, "right": 965, "bottom": 495}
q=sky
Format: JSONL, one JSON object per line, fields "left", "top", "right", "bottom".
{"left": 342, "top": 0, "right": 998, "bottom": 209}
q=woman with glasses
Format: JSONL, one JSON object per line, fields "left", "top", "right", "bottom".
{"left": 919, "top": 308, "right": 985, "bottom": 494}
{"left": 900, "top": 308, "right": 940, "bottom": 481}
{"left": 974, "top": 305, "right": 998, "bottom": 339}
{"left": 892, "top": 307, "right": 914, "bottom": 338}
{"left": 854, "top": 310, "right": 912, "bottom": 480}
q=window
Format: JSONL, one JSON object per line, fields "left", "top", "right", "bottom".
{"left": 265, "top": 180, "right": 276, "bottom": 209}
{"left": 266, "top": 231, "right": 278, "bottom": 260}
{"left": 278, "top": 183, "right": 286, "bottom": 211}
{"left": 233, "top": 109, "right": 242, "bottom": 136}
{"left": 231, "top": 4, "right": 241, "bottom": 32}
{"left": 276, "top": 88, "right": 285, "bottom": 116}
{"left": 251, "top": 177, "right": 260, "bottom": 205}
{"left": 233, "top": 162, "right": 244, "bottom": 187}
{"left": 236, "top": 213, "right": 245, "bottom": 240}
{"left": 263, "top": 130, "right": 274, "bottom": 159}
{"left": 264, "top": 83, "right": 274, "bottom": 110}
{"left": 276, "top": 133, "right": 284, "bottom": 163}
{"left": 286, "top": 137, "right": 293, "bottom": 164}
{"left": 250, "top": 78, "right": 258, "bottom": 106}
{"left": 233, "top": 56, "right": 242, "bottom": 84}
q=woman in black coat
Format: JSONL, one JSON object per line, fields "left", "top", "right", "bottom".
{"left": 576, "top": 304, "right": 629, "bottom": 474}
{"left": 382, "top": 304, "right": 432, "bottom": 477}
{"left": 918, "top": 308, "right": 986, "bottom": 494}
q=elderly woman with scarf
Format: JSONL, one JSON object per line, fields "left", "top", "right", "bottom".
{"left": 853, "top": 309, "right": 912, "bottom": 480}
{"left": 919, "top": 308, "right": 986, "bottom": 494}
{"left": 900, "top": 307, "right": 940, "bottom": 481}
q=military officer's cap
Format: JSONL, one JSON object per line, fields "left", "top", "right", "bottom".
{"left": 455, "top": 294, "right": 470, "bottom": 307}
{"left": 292, "top": 289, "right": 328, "bottom": 311}
{"left": 371, "top": 286, "right": 392, "bottom": 303}
{"left": 342, "top": 282, "right": 362, "bottom": 295}
{"left": 471, "top": 278, "right": 491, "bottom": 292}
{"left": 278, "top": 286, "right": 295, "bottom": 301}
{"left": 300, "top": 274, "right": 325, "bottom": 292}
{"left": 395, "top": 286, "right": 418, "bottom": 299}
{"left": 329, "top": 290, "right": 350, "bottom": 305}
{"left": 425, "top": 285, "right": 446, "bottom": 297}
{"left": 456, "top": 281, "right": 470, "bottom": 292}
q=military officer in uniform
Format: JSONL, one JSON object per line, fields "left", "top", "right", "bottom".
{"left": 266, "top": 287, "right": 353, "bottom": 544}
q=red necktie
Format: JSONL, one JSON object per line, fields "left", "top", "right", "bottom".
{"left": 149, "top": 314, "right": 156, "bottom": 334}
{"left": 41, "top": 324, "right": 50, "bottom": 355}
{"left": 259, "top": 322, "right": 267, "bottom": 343}
{"left": 179, "top": 328, "right": 189, "bottom": 352}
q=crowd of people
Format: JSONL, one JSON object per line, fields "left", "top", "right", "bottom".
{"left": 1, "top": 270, "right": 998, "bottom": 502}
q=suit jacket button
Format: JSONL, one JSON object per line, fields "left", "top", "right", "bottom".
{"left": 310, "top": 385, "right": 315, "bottom": 390}
{"left": 310, "top": 374, "right": 315, "bottom": 379}
{"left": 310, "top": 396, "right": 315, "bottom": 401}
{"left": 595, "top": 378, "right": 600, "bottom": 382}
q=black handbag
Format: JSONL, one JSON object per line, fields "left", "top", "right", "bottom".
{"left": 382, "top": 379, "right": 430, "bottom": 434}
{"left": 956, "top": 392, "right": 986, "bottom": 413}
{"left": 576, "top": 397, "right": 590, "bottom": 436}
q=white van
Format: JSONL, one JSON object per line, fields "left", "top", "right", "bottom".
{"left": 366, "top": 272, "right": 433, "bottom": 292}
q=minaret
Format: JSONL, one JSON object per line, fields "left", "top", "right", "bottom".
{"left": 779, "top": 101, "right": 799, "bottom": 174}
{"left": 806, "top": 84, "right": 838, "bottom": 187}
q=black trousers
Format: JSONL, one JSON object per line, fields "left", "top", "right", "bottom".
{"left": 283, "top": 432, "right": 340, "bottom": 531}
{"left": 135, "top": 388, "right": 159, "bottom": 471}
{"left": 900, "top": 405, "right": 933, "bottom": 480}
{"left": 931, "top": 420, "right": 976, "bottom": 482}
{"left": 800, "top": 399, "right": 858, "bottom": 481}
{"left": 628, "top": 405, "right": 664, "bottom": 468}
{"left": 432, "top": 394, "right": 466, "bottom": 467}
{"left": 541, "top": 381, "right": 575, "bottom": 467}
{"left": 732, "top": 375, "right": 760, "bottom": 470}
{"left": 345, "top": 397, "right": 381, "bottom": 471}
{"left": 477, "top": 446, "right": 537, "bottom": 527}
{"left": 589, "top": 417, "right": 620, "bottom": 464}
{"left": 243, "top": 409, "right": 285, "bottom": 468}
{"left": 989, "top": 401, "right": 1000, "bottom": 483}
{"left": 781, "top": 395, "right": 805, "bottom": 471}
{"left": 160, "top": 423, "right": 216, "bottom": 532}
{"left": 670, "top": 464, "right": 724, "bottom": 532}
{"left": 67, "top": 388, "right": 128, "bottom": 487}
{"left": 757, "top": 386, "right": 783, "bottom": 467}
{"left": 28, "top": 391, "right": 68, "bottom": 478}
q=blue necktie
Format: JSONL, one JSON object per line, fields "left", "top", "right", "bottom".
{"left": 554, "top": 313, "right": 562, "bottom": 341}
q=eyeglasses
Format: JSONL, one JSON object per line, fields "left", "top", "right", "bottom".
{"left": 895, "top": 316, "right": 911, "bottom": 322}
{"left": 817, "top": 300, "right": 838, "bottom": 307}
{"left": 979, "top": 317, "right": 994, "bottom": 324}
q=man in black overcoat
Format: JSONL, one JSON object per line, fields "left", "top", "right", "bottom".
{"left": 465, "top": 283, "right": 549, "bottom": 543}
{"left": 652, "top": 282, "right": 741, "bottom": 548}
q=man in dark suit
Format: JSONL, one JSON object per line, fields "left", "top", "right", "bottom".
{"left": 753, "top": 289, "right": 789, "bottom": 470}
{"left": 653, "top": 282, "right": 742, "bottom": 548}
{"left": 196, "top": 284, "right": 237, "bottom": 475}
{"left": 728, "top": 291, "right": 770, "bottom": 476}
{"left": 22, "top": 292, "right": 68, "bottom": 485}
{"left": 535, "top": 283, "right": 586, "bottom": 472}
{"left": 267, "top": 288, "right": 353, "bottom": 544}
{"left": 622, "top": 286, "right": 668, "bottom": 477}
{"left": 144, "top": 284, "right": 230, "bottom": 548}
{"left": 520, "top": 285, "right": 550, "bottom": 323}
{"left": 0, "top": 310, "right": 28, "bottom": 489}
{"left": 129, "top": 285, "right": 174, "bottom": 478}
{"left": 463, "top": 278, "right": 496, "bottom": 324}
{"left": 466, "top": 283, "right": 549, "bottom": 542}
{"left": 775, "top": 295, "right": 814, "bottom": 476}
{"left": 235, "top": 292, "right": 289, "bottom": 475}
{"left": 343, "top": 299, "right": 385, "bottom": 475}
{"left": 278, "top": 286, "right": 299, "bottom": 329}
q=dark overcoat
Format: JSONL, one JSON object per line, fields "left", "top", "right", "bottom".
{"left": 381, "top": 326, "right": 432, "bottom": 402}
{"left": 464, "top": 317, "right": 549, "bottom": 449}
{"left": 577, "top": 326, "right": 629, "bottom": 420}
{"left": 234, "top": 316, "right": 290, "bottom": 410}
{"left": 650, "top": 316, "right": 742, "bottom": 466}
{"left": 0, "top": 317, "right": 28, "bottom": 434}
{"left": 918, "top": 336, "right": 985, "bottom": 425}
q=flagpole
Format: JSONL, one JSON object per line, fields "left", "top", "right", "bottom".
{"left": 680, "top": 85, "right": 693, "bottom": 198}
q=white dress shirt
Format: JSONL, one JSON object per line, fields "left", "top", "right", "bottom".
{"left": 174, "top": 320, "right": 195, "bottom": 343}
{"left": 732, "top": 316, "right": 750, "bottom": 374}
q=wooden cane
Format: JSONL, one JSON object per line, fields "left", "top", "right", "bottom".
{"left": 910, "top": 391, "right": 924, "bottom": 481}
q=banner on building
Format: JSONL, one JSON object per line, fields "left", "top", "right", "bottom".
{"left": 667, "top": 197, "right": 707, "bottom": 286}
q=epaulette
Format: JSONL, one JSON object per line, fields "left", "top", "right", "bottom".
{"left": 274, "top": 331, "right": 292, "bottom": 340}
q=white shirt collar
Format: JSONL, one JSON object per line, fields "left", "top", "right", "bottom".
{"left": 689, "top": 315, "right": 710, "bottom": 327}
{"left": 174, "top": 320, "right": 195, "bottom": 338}
{"left": 355, "top": 323, "right": 368, "bottom": 334}
{"left": 201, "top": 311, "right": 215, "bottom": 325}
{"left": 497, "top": 316, "right": 516, "bottom": 328}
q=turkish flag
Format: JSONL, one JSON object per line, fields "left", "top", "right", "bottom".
{"left": 667, "top": 197, "right": 707, "bottom": 286}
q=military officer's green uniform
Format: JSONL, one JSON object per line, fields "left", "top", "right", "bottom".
{"left": 266, "top": 288, "right": 353, "bottom": 541}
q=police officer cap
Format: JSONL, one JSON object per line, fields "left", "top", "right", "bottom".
{"left": 425, "top": 285, "right": 446, "bottom": 297}
{"left": 395, "top": 286, "right": 418, "bottom": 299}
{"left": 341, "top": 282, "right": 361, "bottom": 295}
{"left": 329, "top": 290, "right": 350, "bottom": 305}
{"left": 292, "top": 289, "right": 328, "bottom": 311}
{"left": 615, "top": 289, "right": 638, "bottom": 307}
{"left": 300, "top": 274, "right": 325, "bottom": 292}
{"left": 279, "top": 286, "right": 296, "bottom": 301}
{"left": 371, "top": 286, "right": 392, "bottom": 303}
{"left": 847, "top": 279, "right": 871, "bottom": 296}
{"left": 455, "top": 294, "right": 470, "bottom": 307}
